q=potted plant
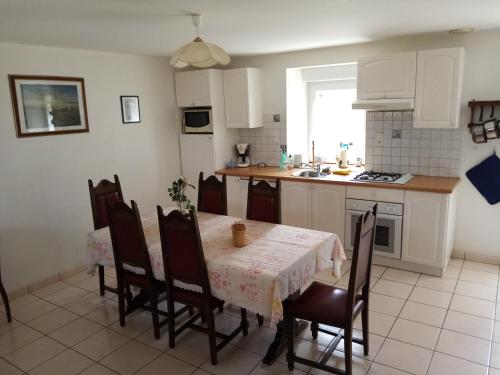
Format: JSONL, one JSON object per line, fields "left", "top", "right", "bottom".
{"left": 168, "top": 177, "right": 196, "bottom": 214}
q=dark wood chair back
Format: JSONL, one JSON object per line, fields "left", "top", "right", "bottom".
{"left": 157, "top": 207, "right": 211, "bottom": 292}
{"left": 88, "top": 175, "right": 124, "bottom": 230}
{"left": 246, "top": 177, "right": 281, "bottom": 224}
{"left": 347, "top": 204, "right": 377, "bottom": 306}
{"left": 198, "top": 172, "right": 227, "bottom": 215}
{"left": 107, "top": 200, "right": 153, "bottom": 278}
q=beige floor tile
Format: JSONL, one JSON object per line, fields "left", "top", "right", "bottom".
{"left": 49, "top": 317, "right": 103, "bottom": 346}
{"left": 31, "top": 281, "right": 71, "bottom": 298}
{"left": 84, "top": 300, "right": 120, "bottom": 326}
{"left": 408, "top": 287, "right": 452, "bottom": 309}
{"left": 2, "top": 294, "right": 40, "bottom": 311}
{"left": 369, "top": 293, "right": 405, "bottom": 316}
{"left": 448, "top": 258, "right": 464, "bottom": 267}
{"left": 28, "top": 348, "right": 94, "bottom": 375}
{"left": 99, "top": 340, "right": 161, "bottom": 375}
{"left": 109, "top": 310, "right": 154, "bottom": 338}
{"left": 435, "top": 329, "right": 491, "bottom": 365}
{"left": 277, "top": 338, "right": 326, "bottom": 372}
{"left": 388, "top": 318, "right": 440, "bottom": 350}
{"left": 399, "top": 301, "right": 447, "bottom": 327}
{"left": 494, "top": 321, "right": 500, "bottom": 343}
{"left": 79, "top": 363, "right": 119, "bottom": 375}
{"left": 43, "top": 286, "right": 88, "bottom": 306}
{"left": 135, "top": 326, "right": 171, "bottom": 351}
{"left": 62, "top": 271, "right": 94, "bottom": 285}
{"left": 234, "top": 325, "right": 279, "bottom": 355}
{"left": 0, "top": 325, "right": 43, "bottom": 356}
{"left": 63, "top": 292, "right": 108, "bottom": 315}
{"left": 200, "top": 345, "right": 262, "bottom": 375}
{"left": 314, "top": 268, "right": 339, "bottom": 285}
{"left": 371, "top": 265, "right": 386, "bottom": 279}
{"left": 336, "top": 332, "right": 385, "bottom": 361}
{"left": 428, "top": 352, "right": 488, "bottom": 375}
{"left": 250, "top": 361, "right": 306, "bottom": 374}
{"left": 455, "top": 280, "right": 497, "bottom": 302}
{"left": 367, "top": 362, "right": 412, "bottom": 375}
{"left": 416, "top": 275, "right": 457, "bottom": 293}
{"left": 463, "top": 261, "right": 499, "bottom": 274}
{"left": 450, "top": 294, "right": 495, "bottom": 319}
{"left": 489, "top": 368, "right": 500, "bottom": 375}
{"left": 371, "top": 279, "right": 413, "bottom": 300}
{"left": 490, "top": 342, "right": 500, "bottom": 369}
{"left": 459, "top": 269, "right": 498, "bottom": 287}
{"left": 381, "top": 268, "right": 420, "bottom": 285}
{"left": 309, "top": 350, "right": 372, "bottom": 375}
{"left": 0, "top": 358, "right": 23, "bottom": 375}
{"left": 192, "top": 370, "right": 214, "bottom": 375}
{"left": 0, "top": 318, "right": 22, "bottom": 335}
{"left": 3, "top": 336, "right": 66, "bottom": 371}
{"left": 375, "top": 338, "right": 432, "bottom": 375}
{"left": 74, "top": 275, "right": 101, "bottom": 293}
{"left": 10, "top": 299, "right": 58, "bottom": 323}
{"left": 167, "top": 330, "right": 212, "bottom": 367}
{"left": 443, "top": 265, "right": 461, "bottom": 279}
{"left": 27, "top": 307, "right": 79, "bottom": 334}
{"left": 73, "top": 328, "right": 130, "bottom": 360}
{"left": 135, "top": 353, "right": 195, "bottom": 375}
{"left": 444, "top": 310, "right": 493, "bottom": 340}
{"left": 354, "top": 311, "right": 396, "bottom": 337}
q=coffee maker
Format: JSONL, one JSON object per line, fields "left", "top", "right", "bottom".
{"left": 236, "top": 143, "right": 250, "bottom": 168}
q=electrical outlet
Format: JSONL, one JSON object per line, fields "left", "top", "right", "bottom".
{"left": 376, "top": 133, "right": 384, "bottom": 147}
{"left": 273, "top": 114, "right": 281, "bottom": 122}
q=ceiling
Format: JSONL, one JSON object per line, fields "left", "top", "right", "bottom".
{"left": 1, "top": 0, "right": 500, "bottom": 57}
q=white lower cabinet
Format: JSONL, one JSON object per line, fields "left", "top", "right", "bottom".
{"left": 227, "top": 176, "right": 243, "bottom": 218}
{"left": 402, "top": 191, "right": 448, "bottom": 267}
{"left": 281, "top": 181, "right": 346, "bottom": 242}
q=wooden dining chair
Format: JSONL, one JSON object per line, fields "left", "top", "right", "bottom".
{"left": 246, "top": 177, "right": 281, "bottom": 224}
{"left": 0, "top": 266, "right": 11, "bottom": 323}
{"left": 284, "top": 204, "right": 377, "bottom": 375}
{"left": 157, "top": 206, "right": 249, "bottom": 365}
{"left": 198, "top": 172, "right": 227, "bottom": 215}
{"left": 88, "top": 174, "right": 124, "bottom": 296}
{"left": 107, "top": 200, "right": 168, "bottom": 339}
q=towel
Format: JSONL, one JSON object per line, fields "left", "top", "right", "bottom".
{"left": 466, "top": 153, "right": 500, "bottom": 205}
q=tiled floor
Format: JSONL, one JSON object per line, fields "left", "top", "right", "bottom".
{"left": 1, "top": 258, "right": 500, "bottom": 374}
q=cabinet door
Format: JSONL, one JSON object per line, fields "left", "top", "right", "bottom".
{"left": 414, "top": 48, "right": 465, "bottom": 128}
{"left": 226, "top": 176, "right": 242, "bottom": 217}
{"left": 223, "top": 69, "right": 250, "bottom": 128}
{"left": 311, "top": 184, "right": 346, "bottom": 244}
{"left": 357, "top": 52, "right": 416, "bottom": 99}
{"left": 175, "top": 70, "right": 211, "bottom": 107}
{"left": 281, "top": 181, "right": 311, "bottom": 228}
{"left": 402, "top": 191, "right": 447, "bottom": 267}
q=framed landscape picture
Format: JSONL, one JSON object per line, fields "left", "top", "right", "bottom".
{"left": 120, "top": 95, "right": 141, "bottom": 124}
{"left": 9, "top": 75, "right": 89, "bottom": 138}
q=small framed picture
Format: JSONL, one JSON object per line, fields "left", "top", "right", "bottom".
{"left": 120, "top": 96, "right": 141, "bottom": 124}
{"left": 9, "top": 75, "right": 89, "bottom": 138}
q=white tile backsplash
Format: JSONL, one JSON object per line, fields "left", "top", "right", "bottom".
{"left": 365, "top": 111, "right": 462, "bottom": 177}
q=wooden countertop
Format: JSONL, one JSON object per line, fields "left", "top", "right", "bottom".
{"left": 215, "top": 166, "right": 460, "bottom": 194}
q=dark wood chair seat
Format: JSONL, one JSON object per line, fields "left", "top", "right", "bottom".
{"left": 198, "top": 172, "right": 227, "bottom": 215}
{"left": 285, "top": 282, "right": 363, "bottom": 327}
{"left": 285, "top": 204, "right": 377, "bottom": 375}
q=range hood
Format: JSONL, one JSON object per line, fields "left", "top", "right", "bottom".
{"left": 352, "top": 98, "right": 415, "bottom": 111}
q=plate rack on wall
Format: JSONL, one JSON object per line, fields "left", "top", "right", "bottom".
{"left": 468, "top": 100, "right": 500, "bottom": 143}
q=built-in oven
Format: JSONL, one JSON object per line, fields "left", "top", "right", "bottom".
{"left": 182, "top": 107, "right": 213, "bottom": 134}
{"left": 345, "top": 198, "right": 403, "bottom": 259}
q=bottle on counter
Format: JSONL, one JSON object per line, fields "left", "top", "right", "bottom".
{"left": 279, "top": 149, "right": 288, "bottom": 171}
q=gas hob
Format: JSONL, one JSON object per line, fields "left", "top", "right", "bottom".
{"left": 351, "top": 171, "right": 414, "bottom": 184}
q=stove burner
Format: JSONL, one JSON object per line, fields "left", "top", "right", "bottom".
{"left": 352, "top": 171, "right": 403, "bottom": 183}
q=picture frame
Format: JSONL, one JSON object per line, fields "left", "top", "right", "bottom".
{"left": 9, "top": 75, "right": 89, "bottom": 138}
{"left": 120, "top": 95, "right": 141, "bottom": 124}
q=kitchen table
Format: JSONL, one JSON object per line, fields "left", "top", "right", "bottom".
{"left": 87, "top": 208, "right": 346, "bottom": 362}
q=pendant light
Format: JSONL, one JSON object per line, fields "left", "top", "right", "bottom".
{"left": 170, "top": 15, "right": 231, "bottom": 69}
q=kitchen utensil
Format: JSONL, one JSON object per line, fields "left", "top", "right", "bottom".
{"left": 231, "top": 222, "right": 247, "bottom": 247}
{"left": 293, "top": 154, "right": 303, "bottom": 168}
{"left": 484, "top": 106, "right": 499, "bottom": 139}
{"left": 332, "top": 169, "right": 352, "bottom": 175}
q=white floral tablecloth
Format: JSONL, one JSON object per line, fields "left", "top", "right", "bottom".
{"left": 87, "top": 208, "right": 346, "bottom": 326}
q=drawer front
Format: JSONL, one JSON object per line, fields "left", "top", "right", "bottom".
{"left": 346, "top": 186, "right": 404, "bottom": 203}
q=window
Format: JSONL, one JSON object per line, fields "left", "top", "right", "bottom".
{"left": 308, "top": 79, "right": 365, "bottom": 163}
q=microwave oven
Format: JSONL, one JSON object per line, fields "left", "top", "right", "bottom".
{"left": 182, "top": 108, "right": 213, "bottom": 134}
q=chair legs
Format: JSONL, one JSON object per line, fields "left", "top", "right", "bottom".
{"left": 361, "top": 304, "right": 369, "bottom": 356}
{"left": 205, "top": 309, "right": 218, "bottom": 365}
{"left": 150, "top": 291, "right": 160, "bottom": 339}
{"left": 167, "top": 299, "right": 176, "bottom": 349}
{"left": 240, "top": 308, "right": 249, "bottom": 336}
{"left": 311, "top": 321, "right": 319, "bottom": 339}
{"left": 0, "top": 279, "right": 11, "bottom": 323}
{"left": 257, "top": 314, "right": 264, "bottom": 326}
{"left": 98, "top": 265, "right": 105, "bottom": 296}
{"left": 344, "top": 327, "right": 353, "bottom": 375}
{"left": 117, "top": 286, "right": 126, "bottom": 327}
{"left": 286, "top": 315, "right": 295, "bottom": 370}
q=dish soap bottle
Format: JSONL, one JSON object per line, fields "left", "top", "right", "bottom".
{"left": 279, "top": 149, "right": 287, "bottom": 171}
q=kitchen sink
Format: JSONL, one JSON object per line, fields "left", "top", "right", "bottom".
{"left": 291, "top": 170, "right": 327, "bottom": 178}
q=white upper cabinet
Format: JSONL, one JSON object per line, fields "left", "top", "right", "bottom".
{"left": 357, "top": 52, "right": 416, "bottom": 99}
{"left": 414, "top": 47, "right": 465, "bottom": 129}
{"left": 223, "top": 68, "right": 263, "bottom": 128}
{"left": 175, "top": 69, "right": 213, "bottom": 107}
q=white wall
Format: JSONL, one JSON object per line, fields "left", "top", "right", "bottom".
{"left": 230, "top": 30, "right": 500, "bottom": 258}
{"left": 0, "top": 42, "right": 181, "bottom": 292}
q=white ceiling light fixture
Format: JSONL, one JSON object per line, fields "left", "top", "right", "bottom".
{"left": 170, "top": 14, "right": 231, "bottom": 69}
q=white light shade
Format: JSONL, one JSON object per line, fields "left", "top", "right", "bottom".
{"left": 170, "top": 37, "right": 231, "bottom": 68}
